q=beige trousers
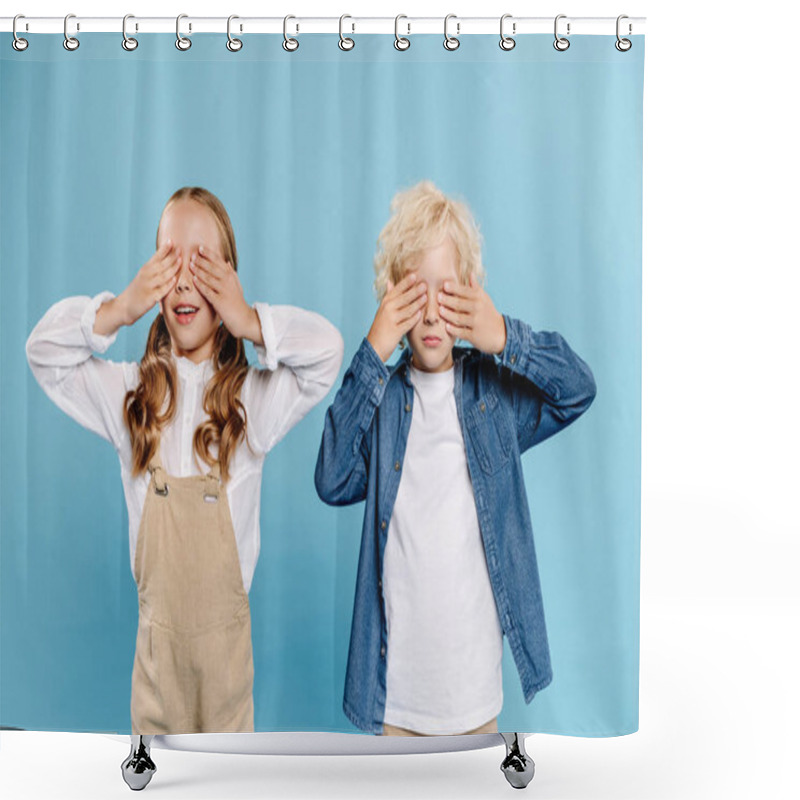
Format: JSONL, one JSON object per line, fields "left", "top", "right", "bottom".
{"left": 383, "top": 717, "right": 499, "bottom": 736}
{"left": 130, "top": 453, "right": 254, "bottom": 734}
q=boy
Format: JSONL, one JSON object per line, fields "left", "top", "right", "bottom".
{"left": 315, "top": 181, "right": 596, "bottom": 735}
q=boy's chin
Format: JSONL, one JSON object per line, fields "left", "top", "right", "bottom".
{"left": 410, "top": 347, "right": 455, "bottom": 372}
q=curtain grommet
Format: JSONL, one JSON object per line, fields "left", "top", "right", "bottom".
{"left": 63, "top": 13, "right": 80, "bottom": 51}
{"left": 175, "top": 14, "right": 191, "bottom": 51}
{"left": 12, "top": 15, "right": 29, "bottom": 51}
{"left": 394, "top": 15, "right": 410, "bottom": 51}
{"left": 499, "top": 14, "right": 516, "bottom": 51}
{"left": 615, "top": 15, "right": 632, "bottom": 51}
{"left": 554, "top": 14, "right": 570, "bottom": 51}
{"left": 339, "top": 15, "right": 355, "bottom": 51}
{"left": 122, "top": 14, "right": 138, "bottom": 51}
{"left": 443, "top": 14, "right": 460, "bottom": 51}
{"left": 226, "top": 15, "right": 243, "bottom": 52}
{"left": 283, "top": 15, "right": 299, "bottom": 52}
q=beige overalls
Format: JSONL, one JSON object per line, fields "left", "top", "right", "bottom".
{"left": 130, "top": 451, "right": 255, "bottom": 734}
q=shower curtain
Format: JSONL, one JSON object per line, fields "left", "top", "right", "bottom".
{"left": 0, "top": 28, "right": 643, "bottom": 737}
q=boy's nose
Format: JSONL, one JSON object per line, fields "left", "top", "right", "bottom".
{"left": 424, "top": 290, "right": 438, "bottom": 322}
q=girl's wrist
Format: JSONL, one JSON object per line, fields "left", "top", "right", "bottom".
{"left": 94, "top": 294, "right": 129, "bottom": 336}
{"left": 236, "top": 304, "right": 264, "bottom": 346}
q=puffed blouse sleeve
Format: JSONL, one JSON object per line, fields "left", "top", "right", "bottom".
{"left": 25, "top": 292, "right": 138, "bottom": 451}
{"left": 242, "top": 302, "right": 344, "bottom": 455}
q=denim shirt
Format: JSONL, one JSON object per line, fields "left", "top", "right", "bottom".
{"left": 314, "top": 314, "right": 597, "bottom": 734}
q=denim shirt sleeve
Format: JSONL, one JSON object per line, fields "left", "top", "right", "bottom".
{"left": 314, "top": 336, "right": 389, "bottom": 506}
{"left": 497, "top": 313, "right": 597, "bottom": 453}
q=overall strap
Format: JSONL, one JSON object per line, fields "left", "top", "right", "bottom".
{"left": 204, "top": 460, "right": 222, "bottom": 499}
{"left": 147, "top": 446, "right": 168, "bottom": 495}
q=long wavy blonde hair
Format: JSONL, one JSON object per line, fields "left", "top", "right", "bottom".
{"left": 124, "top": 187, "right": 249, "bottom": 483}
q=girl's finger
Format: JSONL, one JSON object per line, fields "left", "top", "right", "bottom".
{"left": 192, "top": 273, "right": 217, "bottom": 296}
{"left": 155, "top": 249, "right": 180, "bottom": 277}
{"left": 191, "top": 258, "right": 222, "bottom": 287}
{"left": 195, "top": 246, "right": 226, "bottom": 273}
{"left": 159, "top": 259, "right": 181, "bottom": 281}
{"left": 154, "top": 272, "right": 179, "bottom": 301}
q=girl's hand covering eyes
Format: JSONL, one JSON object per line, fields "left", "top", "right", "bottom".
{"left": 119, "top": 239, "right": 183, "bottom": 326}
{"left": 189, "top": 246, "right": 256, "bottom": 340}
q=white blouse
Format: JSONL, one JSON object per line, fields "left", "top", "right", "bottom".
{"left": 26, "top": 291, "right": 344, "bottom": 593}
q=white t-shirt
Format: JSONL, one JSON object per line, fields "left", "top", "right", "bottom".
{"left": 25, "top": 291, "right": 344, "bottom": 593}
{"left": 382, "top": 362, "right": 504, "bottom": 735}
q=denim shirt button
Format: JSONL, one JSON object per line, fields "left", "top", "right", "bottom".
{"left": 480, "top": 402, "right": 486, "bottom": 412}
{"left": 380, "top": 645, "right": 386, "bottom": 658}
{"left": 510, "top": 354, "right": 517, "bottom": 364}
{"left": 381, "top": 520, "right": 387, "bottom": 530}
{"left": 405, "top": 403, "right": 411, "bottom": 412}
{"left": 378, "top": 377, "right": 384, "bottom": 385}
{"left": 394, "top": 461, "right": 400, "bottom": 471}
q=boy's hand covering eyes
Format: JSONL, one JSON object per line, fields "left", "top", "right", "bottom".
{"left": 367, "top": 272, "right": 428, "bottom": 363}
{"left": 438, "top": 274, "right": 507, "bottom": 355}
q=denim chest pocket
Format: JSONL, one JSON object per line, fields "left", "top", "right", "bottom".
{"left": 466, "top": 389, "right": 514, "bottom": 475}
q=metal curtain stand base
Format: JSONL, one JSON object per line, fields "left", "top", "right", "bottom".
{"left": 121, "top": 736, "right": 156, "bottom": 791}
{"left": 120, "top": 731, "right": 536, "bottom": 791}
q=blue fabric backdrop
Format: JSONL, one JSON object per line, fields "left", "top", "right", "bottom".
{"left": 0, "top": 32, "right": 643, "bottom": 735}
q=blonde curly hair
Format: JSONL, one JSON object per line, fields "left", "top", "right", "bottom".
{"left": 373, "top": 181, "right": 485, "bottom": 303}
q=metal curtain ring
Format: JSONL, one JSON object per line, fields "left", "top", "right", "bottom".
{"left": 63, "top": 13, "right": 79, "bottom": 51}
{"left": 553, "top": 14, "right": 570, "bottom": 51}
{"left": 122, "top": 14, "right": 138, "bottom": 51}
{"left": 339, "top": 14, "right": 355, "bottom": 51}
{"left": 443, "top": 14, "right": 460, "bottom": 51}
{"left": 283, "top": 15, "right": 299, "bottom": 51}
{"left": 499, "top": 14, "right": 516, "bottom": 51}
{"left": 176, "top": 14, "right": 191, "bottom": 51}
{"left": 12, "top": 14, "right": 29, "bottom": 51}
{"left": 615, "top": 14, "right": 632, "bottom": 51}
{"left": 227, "top": 15, "right": 243, "bottom": 51}
{"left": 394, "top": 14, "right": 410, "bottom": 51}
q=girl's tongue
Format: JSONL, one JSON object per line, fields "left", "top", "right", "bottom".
{"left": 174, "top": 306, "right": 198, "bottom": 325}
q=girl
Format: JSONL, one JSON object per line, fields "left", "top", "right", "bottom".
{"left": 26, "top": 187, "right": 343, "bottom": 784}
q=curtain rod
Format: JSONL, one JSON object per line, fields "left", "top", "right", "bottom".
{"left": 1, "top": 16, "right": 646, "bottom": 36}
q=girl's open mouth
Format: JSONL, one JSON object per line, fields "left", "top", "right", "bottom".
{"left": 174, "top": 305, "right": 199, "bottom": 325}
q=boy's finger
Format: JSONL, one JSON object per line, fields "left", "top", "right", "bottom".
{"left": 444, "top": 320, "right": 470, "bottom": 340}
{"left": 440, "top": 304, "right": 470, "bottom": 326}
{"left": 438, "top": 290, "right": 469, "bottom": 312}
